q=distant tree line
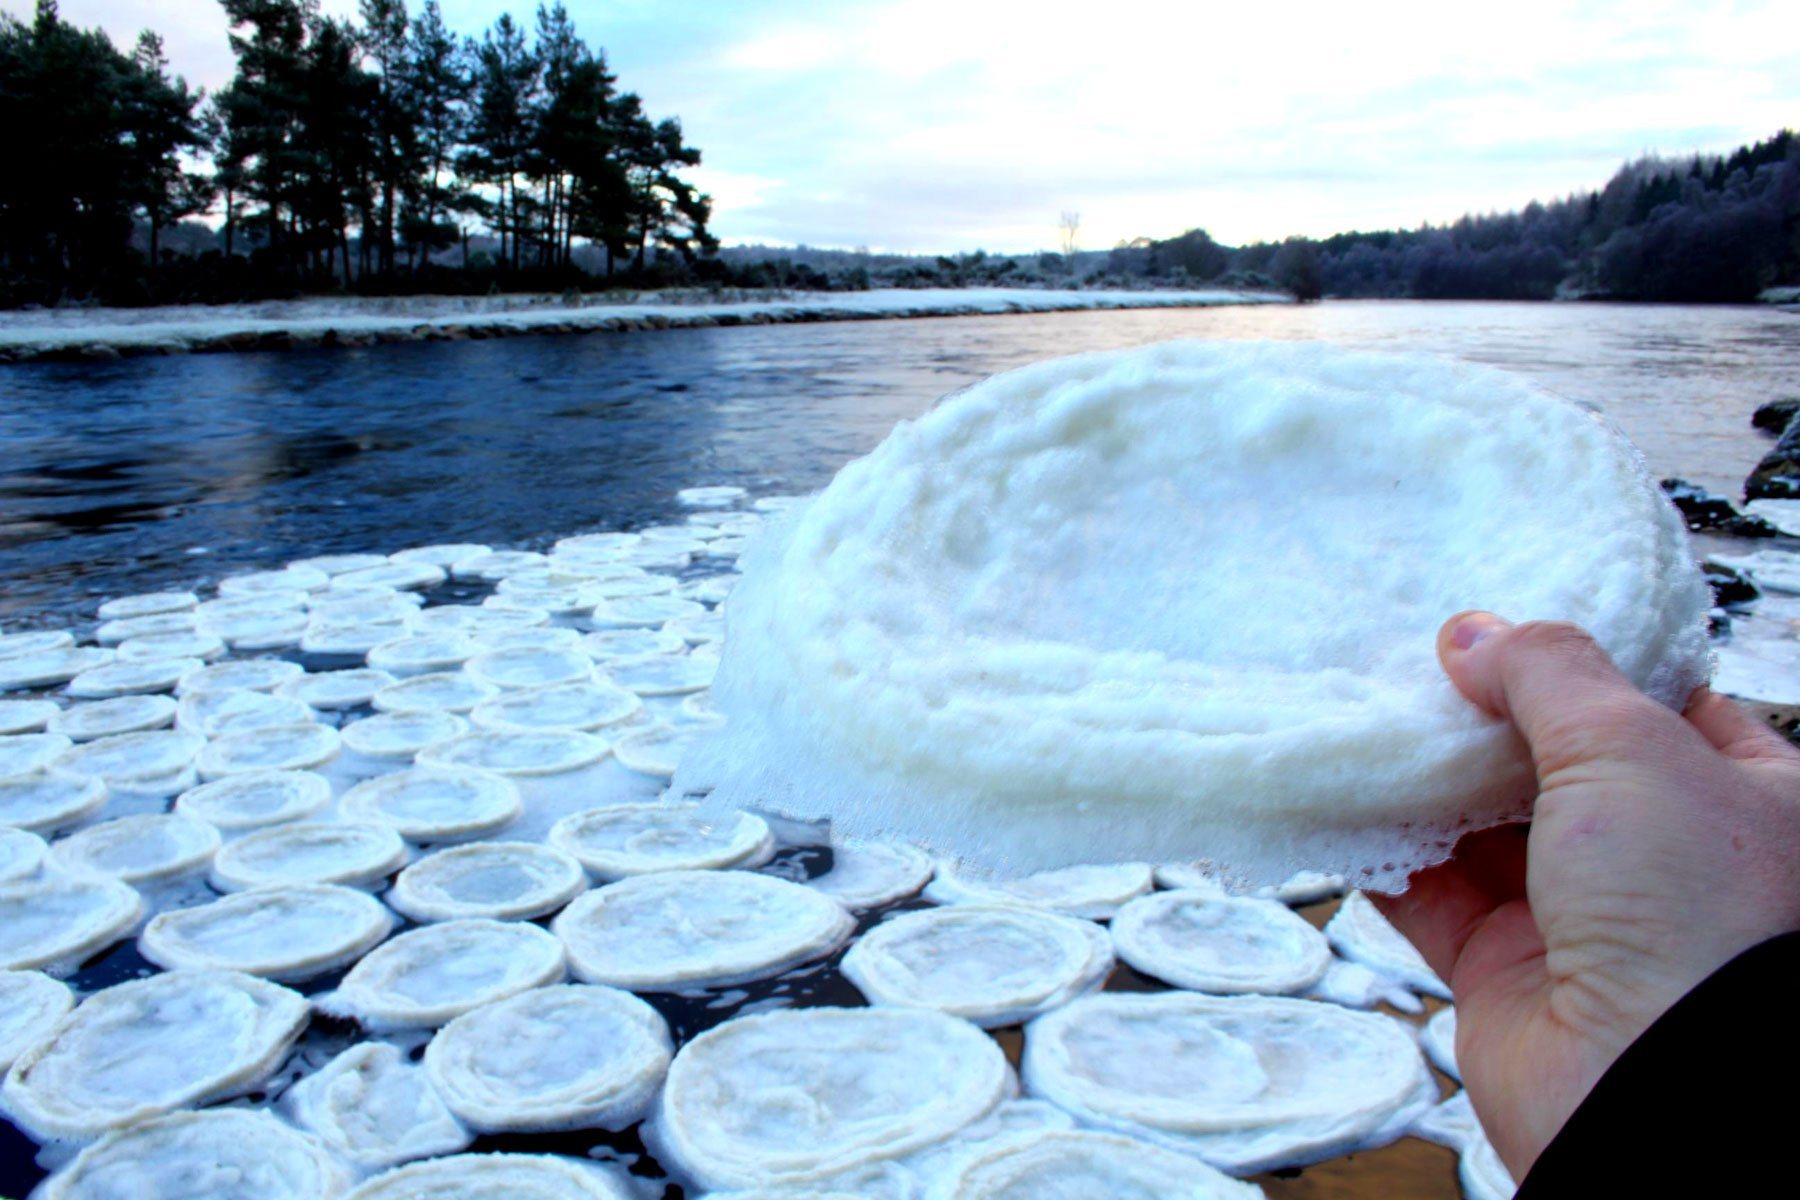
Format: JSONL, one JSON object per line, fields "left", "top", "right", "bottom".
{"left": 0, "top": 0, "right": 714, "bottom": 305}
{"left": 1106, "top": 131, "right": 1800, "bottom": 303}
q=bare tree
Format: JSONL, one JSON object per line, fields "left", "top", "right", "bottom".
{"left": 1058, "top": 210, "right": 1080, "bottom": 261}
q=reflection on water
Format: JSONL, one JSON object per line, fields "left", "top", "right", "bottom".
{"left": 2, "top": 300, "right": 1795, "bottom": 623}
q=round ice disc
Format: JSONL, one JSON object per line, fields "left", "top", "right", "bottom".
{"left": 332, "top": 562, "right": 445, "bottom": 591}
{"left": 53, "top": 813, "right": 221, "bottom": 884}
{"left": 0, "top": 630, "right": 74, "bottom": 659}
{"left": 341, "top": 710, "right": 469, "bottom": 761}
{"left": 0, "top": 772, "right": 108, "bottom": 834}
{"left": 589, "top": 596, "right": 707, "bottom": 630}
{"left": 389, "top": 841, "right": 587, "bottom": 922}
{"left": 415, "top": 729, "right": 609, "bottom": 777}
{"left": 302, "top": 619, "right": 413, "bottom": 657}
{"left": 580, "top": 627, "right": 688, "bottom": 662}
{"left": 0, "top": 874, "right": 143, "bottom": 974}
{"left": 452, "top": 550, "right": 548, "bottom": 581}
{"left": 96, "top": 591, "right": 198, "bottom": 621}
{"left": 607, "top": 653, "right": 717, "bottom": 696}
{"left": 392, "top": 543, "right": 493, "bottom": 568}
{"left": 1022, "top": 991, "right": 1435, "bottom": 1173}
{"left": 197, "top": 592, "right": 307, "bottom": 621}
{"left": 548, "top": 802, "right": 773, "bottom": 880}
{"left": 484, "top": 585, "right": 590, "bottom": 616}
{"left": 178, "top": 659, "right": 306, "bottom": 697}
{"left": 50, "top": 695, "right": 177, "bottom": 741}
{"left": 0, "top": 646, "right": 114, "bottom": 691}
{"left": 175, "top": 770, "right": 333, "bottom": 833}
{"left": 466, "top": 624, "right": 584, "bottom": 655}
{"left": 344, "top": 1153, "right": 635, "bottom": 1200}
{"left": 0, "top": 970, "right": 74, "bottom": 1072}
{"left": 325, "top": 918, "right": 566, "bottom": 1030}
{"left": 580, "top": 573, "right": 678, "bottom": 602}
{"left": 373, "top": 671, "right": 502, "bottom": 715}
{"left": 309, "top": 591, "right": 425, "bottom": 626}
{"left": 218, "top": 565, "right": 330, "bottom": 596}
{"left": 806, "top": 839, "right": 935, "bottom": 910}
{"left": 341, "top": 767, "right": 523, "bottom": 843}
{"left": 210, "top": 822, "right": 408, "bottom": 892}
{"left": 176, "top": 689, "right": 315, "bottom": 738}
{"left": 424, "top": 983, "right": 673, "bottom": 1132}
{"left": 929, "top": 1128, "right": 1263, "bottom": 1200}
{"left": 666, "top": 612, "right": 725, "bottom": 647}
{"left": 96, "top": 611, "right": 198, "bottom": 645}
{"left": 59, "top": 729, "right": 205, "bottom": 788}
{"left": 412, "top": 605, "right": 548, "bottom": 635}
{"left": 32, "top": 1107, "right": 351, "bottom": 1200}
{"left": 116, "top": 630, "right": 226, "bottom": 662}
{"left": 464, "top": 646, "right": 595, "bottom": 691}
{"left": 293, "top": 552, "right": 392, "bottom": 577}
{"left": 198, "top": 722, "right": 341, "bottom": 779}
{"left": 555, "top": 531, "right": 641, "bottom": 556}
{"left": 282, "top": 1041, "right": 472, "bottom": 1172}
{"left": 202, "top": 608, "right": 309, "bottom": 650}
{"left": 650, "top": 1006, "right": 1010, "bottom": 1193}
{"left": 277, "top": 668, "right": 397, "bottom": 710}
{"left": 470, "top": 679, "right": 643, "bottom": 734}
{"left": 0, "top": 826, "right": 49, "bottom": 883}
{"left": 0, "top": 732, "right": 74, "bottom": 776}
{"left": 677, "top": 485, "right": 748, "bottom": 507}
{"left": 552, "top": 869, "right": 854, "bottom": 991}
{"left": 611, "top": 723, "right": 713, "bottom": 779}
{"left": 0, "top": 698, "right": 59, "bottom": 734}
{"left": 141, "top": 883, "right": 395, "bottom": 982}
{"left": 680, "top": 689, "right": 723, "bottom": 723}
{"left": 1325, "top": 891, "right": 1452, "bottom": 999}
{"left": 368, "top": 634, "right": 479, "bottom": 677}
{"left": 67, "top": 656, "right": 204, "bottom": 699}
{"left": 925, "top": 860, "right": 1154, "bottom": 920}
{"left": 678, "top": 575, "right": 737, "bottom": 606}
{"left": 843, "top": 904, "right": 1113, "bottom": 1029}
{"left": 1110, "top": 891, "right": 1333, "bottom": 995}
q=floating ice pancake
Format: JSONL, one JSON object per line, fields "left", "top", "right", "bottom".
{"left": 581, "top": 627, "right": 688, "bottom": 661}
{"left": 843, "top": 905, "right": 1113, "bottom": 1029}
{"left": 0, "top": 698, "right": 59, "bottom": 734}
{"left": 678, "top": 485, "right": 749, "bottom": 507}
{"left": 0, "top": 630, "right": 74, "bottom": 658}
{"left": 294, "top": 552, "right": 392, "bottom": 576}
{"left": 140, "top": 883, "right": 395, "bottom": 981}
{"left": 283, "top": 1042, "right": 472, "bottom": 1171}
{"left": 1709, "top": 549, "right": 1800, "bottom": 595}
{"left": 324, "top": 919, "right": 566, "bottom": 1030}
{"left": 341, "top": 767, "right": 522, "bottom": 843}
{"left": 344, "top": 1153, "right": 635, "bottom": 1200}
{"left": 302, "top": 619, "right": 414, "bottom": 656}
{"left": 198, "top": 722, "right": 341, "bottom": 779}
{"left": 96, "top": 611, "right": 198, "bottom": 644}
{"left": 341, "top": 710, "right": 469, "bottom": 762}
{"left": 423, "top": 983, "right": 672, "bottom": 1132}
{"left": 310, "top": 590, "right": 425, "bottom": 625}
{"left": 1421, "top": 1006, "right": 1458, "bottom": 1079}
{"left": 451, "top": 550, "right": 548, "bottom": 581}
{"left": 368, "top": 634, "right": 479, "bottom": 677}
{"left": 0, "top": 646, "right": 114, "bottom": 691}
{"left": 680, "top": 689, "right": 724, "bottom": 722}
{"left": 1459, "top": 1131, "right": 1517, "bottom": 1200}
{"left": 1022, "top": 991, "right": 1434, "bottom": 1173}
{"left": 667, "top": 610, "right": 726, "bottom": 647}
{"left": 0, "top": 875, "right": 141, "bottom": 972}
{"left": 59, "top": 729, "right": 205, "bottom": 790}
{"left": 1299, "top": 959, "right": 1422, "bottom": 1013}
{"left": 1259, "top": 870, "right": 1348, "bottom": 906}
{"left": 484, "top": 587, "right": 589, "bottom": 617}
{"left": 50, "top": 695, "right": 177, "bottom": 741}
{"left": 678, "top": 574, "right": 737, "bottom": 606}
{"left": 278, "top": 667, "right": 396, "bottom": 710}
{"left": 1746, "top": 498, "right": 1800, "bottom": 537}
{"left": 2, "top": 969, "right": 308, "bottom": 1139}
{"left": 612, "top": 724, "right": 711, "bottom": 778}
{"left": 333, "top": 561, "right": 446, "bottom": 591}
{"left": 373, "top": 671, "right": 502, "bottom": 715}
{"left": 220, "top": 565, "right": 331, "bottom": 596}
{"left": 464, "top": 646, "right": 594, "bottom": 691}
{"left": 548, "top": 802, "right": 773, "bottom": 879}
{"left": 467, "top": 625, "right": 584, "bottom": 655}
{"left": 96, "top": 591, "right": 198, "bottom": 621}
{"left": 198, "top": 592, "right": 308, "bottom": 621}
{"left": 53, "top": 814, "right": 220, "bottom": 884}
{"left": 0, "top": 970, "right": 73, "bottom": 1070}
{"left": 210, "top": 822, "right": 407, "bottom": 891}
{"left": 582, "top": 572, "right": 678, "bottom": 600}
{"left": 470, "top": 679, "right": 643, "bottom": 734}
{"left": 1324, "top": 891, "right": 1451, "bottom": 1000}
{"left": 115, "top": 630, "right": 225, "bottom": 662}
{"left": 554, "top": 869, "right": 853, "bottom": 990}
{"left": 415, "top": 729, "right": 609, "bottom": 777}
{"left": 176, "top": 689, "right": 314, "bottom": 738}
{"left": 1110, "top": 891, "right": 1332, "bottom": 995}
{"left": 681, "top": 343, "right": 1713, "bottom": 888}
{"left": 590, "top": 595, "right": 707, "bottom": 630}
{"left": 925, "top": 860, "right": 1153, "bottom": 920}
{"left": 610, "top": 654, "right": 719, "bottom": 697}
{"left": 392, "top": 542, "right": 493, "bottom": 568}
{"left": 414, "top": 604, "right": 550, "bottom": 636}
{"left": 389, "top": 841, "right": 586, "bottom": 922}
{"left": 807, "top": 839, "right": 935, "bottom": 909}
{"left": 901, "top": 1098, "right": 1076, "bottom": 1190}
{"left": 32, "top": 1108, "right": 351, "bottom": 1200}
{"left": 703, "top": 537, "right": 749, "bottom": 560}
{"left": 924, "top": 1129, "right": 1262, "bottom": 1200}
{"left": 0, "top": 772, "right": 108, "bottom": 833}
{"left": 202, "top": 608, "right": 310, "bottom": 649}
{"left": 0, "top": 825, "right": 48, "bottom": 882}
{"left": 67, "top": 656, "right": 203, "bottom": 698}
{"left": 0, "top": 732, "right": 73, "bottom": 776}
{"left": 175, "top": 770, "right": 332, "bottom": 833}
{"left": 650, "top": 1006, "right": 1009, "bottom": 1192}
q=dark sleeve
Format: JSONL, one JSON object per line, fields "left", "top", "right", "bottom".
{"left": 1516, "top": 930, "right": 1800, "bottom": 1196}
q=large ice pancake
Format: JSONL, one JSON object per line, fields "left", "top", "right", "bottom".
{"left": 282, "top": 1042, "right": 472, "bottom": 1171}
{"left": 343, "top": 1153, "right": 636, "bottom": 1200}
{"left": 0, "top": 875, "right": 143, "bottom": 974}
{"left": 649, "top": 1006, "right": 1011, "bottom": 1192}
{"left": 139, "top": 883, "right": 396, "bottom": 981}
{"left": 2, "top": 970, "right": 309, "bottom": 1140}
{"left": 676, "top": 342, "right": 1712, "bottom": 888}
{"left": 1109, "top": 891, "right": 1332, "bottom": 995}
{"left": 31, "top": 1109, "right": 351, "bottom": 1200}
{"left": 0, "top": 971, "right": 73, "bottom": 1071}
{"left": 922, "top": 1129, "right": 1266, "bottom": 1200}
{"left": 322, "top": 918, "right": 566, "bottom": 1030}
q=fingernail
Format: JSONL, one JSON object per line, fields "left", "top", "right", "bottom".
{"left": 1450, "top": 612, "right": 1507, "bottom": 651}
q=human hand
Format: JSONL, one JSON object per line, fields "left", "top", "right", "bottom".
{"left": 1375, "top": 613, "right": 1800, "bottom": 1181}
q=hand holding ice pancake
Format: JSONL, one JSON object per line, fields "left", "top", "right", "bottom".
{"left": 1378, "top": 612, "right": 1800, "bottom": 1183}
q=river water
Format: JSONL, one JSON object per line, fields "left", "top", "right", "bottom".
{"left": 2, "top": 300, "right": 1795, "bottom": 625}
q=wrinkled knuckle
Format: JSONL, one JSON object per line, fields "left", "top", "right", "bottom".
{"left": 1508, "top": 620, "right": 1600, "bottom": 666}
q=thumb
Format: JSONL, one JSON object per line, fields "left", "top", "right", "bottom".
{"left": 1437, "top": 612, "right": 1677, "bottom": 778}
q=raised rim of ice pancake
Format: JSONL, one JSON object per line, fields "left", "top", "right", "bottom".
{"left": 49, "top": 694, "right": 178, "bottom": 741}
{"left": 0, "top": 698, "right": 61, "bottom": 735}
{"left": 321, "top": 918, "right": 566, "bottom": 1030}
{"left": 208, "top": 821, "right": 408, "bottom": 891}
{"left": 422, "top": 982, "right": 673, "bottom": 1133}
{"left": 546, "top": 802, "right": 774, "bottom": 879}
{"left": 340, "top": 767, "right": 523, "bottom": 843}
{"left": 675, "top": 341, "right": 1712, "bottom": 891}
{"left": 0, "top": 874, "right": 143, "bottom": 974}
{"left": 929, "top": 1128, "right": 1265, "bottom": 1200}
{"left": 647, "top": 1005, "right": 1011, "bottom": 1192}
{"left": 0, "top": 826, "right": 48, "bottom": 883}
{"left": 2, "top": 969, "right": 309, "bottom": 1140}
{"left": 32, "top": 1108, "right": 352, "bottom": 1200}
{"left": 387, "top": 841, "right": 587, "bottom": 922}
{"left": 1108, "top": 890, "right": 1333, "bottom": 995}
{"left": 0, "top": 771, "right": 109, "bottom": 834}
{"left": 173, "top": 769, "right": 332, "bottom": 832}
{"left": 343, "top": 1152, "right": 637, "bottom": 1200}
{"left": 51, "top": 812, "right": 221, "bottom": 884}
{"left": 0, "top": 970, "right": 74, "bottom": 1072}
{"left": 139, "top": 883, "right": 396, "bottom": 981}
{"left": 281, "top": 1042, "right": 473, "bottom": 1171}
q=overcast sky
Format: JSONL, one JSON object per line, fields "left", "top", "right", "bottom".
{"left": 13, "top": 0, "right": 1799, "bottom": 253}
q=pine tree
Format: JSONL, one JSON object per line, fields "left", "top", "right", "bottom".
{"left": 400, "top": 0, "right": 471, "bottom": 269}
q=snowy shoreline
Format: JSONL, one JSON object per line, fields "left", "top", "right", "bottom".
{"left": 0, "top": 287, "right": 1289, "bottom": 363}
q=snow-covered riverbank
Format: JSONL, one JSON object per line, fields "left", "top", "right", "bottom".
{"left": 0, "top": 287, "right": 1289, "bottom": 363}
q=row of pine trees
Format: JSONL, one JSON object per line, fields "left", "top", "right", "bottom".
{"left": 0, "top": 0, "right": 714, "bottom": 305}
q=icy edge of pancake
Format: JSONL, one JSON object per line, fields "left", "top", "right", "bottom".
{"left": 675, "top": 342, "right": 1712, "bottom": 891}
{"left": 282, "top": 1042, "right": 472, "bottom": 1172}
{"left": 32, "top": 1108, "right": 352, "bottom": 1200}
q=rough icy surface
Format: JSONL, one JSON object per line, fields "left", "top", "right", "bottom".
{"left": 173, "top": 770, "right": 332, "bottom": 833}
{"left": 340, "top": 767, "right": 522, "bottom": 844}
{"left": 923, "top": 1128, "right": 1265, "bottom": 1199}
{"left": 925, "top": 860, "right": 1153, "bottom": 919}
{"left": 1109, "top": 891, "right": 1332, "bottom": 995}
{"left": 679, "top": 342, "right": 1712, "bottom": 890}
{"left": 322, "top": 918, "right": 566, "bottom": 1030}
{"left": 807, "top": 839, "right": 935, "bottom": 910}
{"left": 208, "top": 821, "right": 407, "bottom": 891}
{"left": 52, "top": 813, "right": 219, "bottom": 884}
{"left": 0, "top": 772, "right": 108, "bottom": 834}
{"left": 0, "top": 825, "right": 49, "bottom": 883}
{"left": 548, "top": 802, "right": 773, "bottom": 879}
{"left": 0, "top": 875, "right": 143, "bottom": 974}
{"left": 139, "top": 883, "right": 395, "bottom": 981}
{"left": 0, "top": 970, "right": 73, "bottom": 1071}
{"left": 30, "top": 1108, "right": 351, "bottom": 1200}
{"left": 342, "top": 1152, "right": 636, "bottom": 1200}
{"left": 283, "top": 1042, "right": 472, "bottom": 1172}
{"left": 49, "top": 695, "right": 177, "bottom": 742}
{"left": 388, "top": 841, "right": 586, "bottom": 922}
{"left": 1324, "top": 891, "right": 1453, "bottom": 1000}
